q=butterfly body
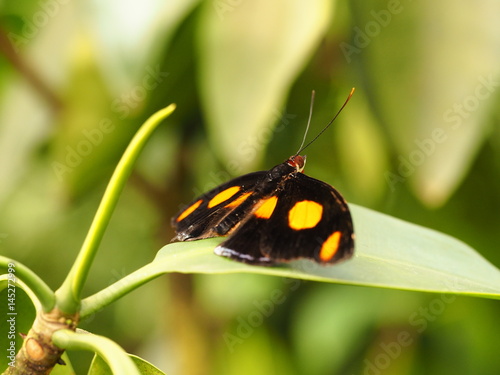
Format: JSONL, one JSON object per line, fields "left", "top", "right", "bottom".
{"left": 171, "top": 155, "right": 354, "bottom": 265}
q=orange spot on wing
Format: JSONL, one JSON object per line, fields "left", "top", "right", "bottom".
{"left": 208, "top": 186, "right": 241, "bottom": 208}
{"left": 225, "top": 192, "right": 252, "bottom": 208}
{"left": 288, "top": 200, "right": 323, "bottom": 230}
{"left": 254, "top": 196, "right": 278, "bottom": 219}
{"left": 176, "top": 199, "right": 203, "bottom": 222}
{"left": 319, "top": 231, "right": 342, "bottom": 262}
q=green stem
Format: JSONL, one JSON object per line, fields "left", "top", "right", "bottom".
{"left": 52, "top": 329, "right": 140, "bottom": 375}
{"left": 55, "top": 104, "right": 176, "bottom": 314}
{"left": 79, "top": 262, "right": 164, "bottom": 319}
{"left": 0, "top": 256, "right": 55, "bottom": 312}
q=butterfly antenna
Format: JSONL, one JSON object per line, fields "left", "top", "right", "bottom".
{"left": 296, "top": 90, "right": 316, "bottom": 154}
{"left": 295, "top": 87, "right": 355, "bottom": 155}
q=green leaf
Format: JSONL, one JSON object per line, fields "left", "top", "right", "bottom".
{"left": 197, "top": 0, "right": 334, "bottom": 170}
{"left": 80, "top": 203, "right": 499, "bottom": 319}
{"left": 88, "top": 353, "right": 166, "bottom": 375}
{"left": 154, "top": 204, "right": 500, "bottom": 299}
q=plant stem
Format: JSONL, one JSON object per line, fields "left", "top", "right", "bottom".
{"left": 0, "top": 256, "right": 55, "bottom": 312}
{"left": 55, "top": 104, "right": 176, "bottom": 314}
{"left": 52, "top": 330, "right": 140, "bottom": 375}
{"left": 79, "top": 262, "right": 164, "bottom": 319}
{"left": 3, "top": 308, "right": 78, "bottom": 375}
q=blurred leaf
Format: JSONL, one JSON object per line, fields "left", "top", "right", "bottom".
{"left": 197, "top": 0, "right": 334, "bottom": 171}
{"left": 86, "top": 0, "right": 200, "bottom": 93}
{"left": 213, "top": 328, "right": 295, "bottom": 375}
{"left": 291, "top": 286, "right": 379, "bottom": 375}
{"left": 195, "top": 273, "right": 284, "bottom": 318}
{"left": 0, "top": 80, "right": 51, "bottom": 204}
{"left": 449, "top": 298, "right": 500, "bottom": 374}
{"left": 336, "top": 92, "right": 389, "bottom": 205}
{"left": 50, "top": 39, "right": 120, "bottom": 198}
{"left": 154, "top": 204, "right": 500, "bottom": 299}
{"left": 0, "top": 0, "right": 78, "bottom": 203}
{"left": 88, "top": 353, "right": 166, "bottom": 375}
{"left": 51, "top": 28, "right": 177, "bottom": 199}
{"left": 350, "top": 0, "right": 500, "bottom": 206}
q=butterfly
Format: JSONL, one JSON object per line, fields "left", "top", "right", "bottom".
{"left": 171, "top": 90, "right": 355, "bottom": 266}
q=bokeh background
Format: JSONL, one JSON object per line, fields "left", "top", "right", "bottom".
{"left": 1, "top": 0, "right": 500, "bottom": 374}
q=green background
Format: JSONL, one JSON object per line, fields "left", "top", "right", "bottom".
{"left": 1, "top": 0, "right": 499, "bottom": 374}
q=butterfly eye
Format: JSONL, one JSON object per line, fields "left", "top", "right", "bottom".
{"left": 287, "top": 155, "right": 306, "bottom": 172}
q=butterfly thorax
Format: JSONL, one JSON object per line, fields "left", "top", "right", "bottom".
{"left": 264, "top": 156, "right": 305, "bottom": 194}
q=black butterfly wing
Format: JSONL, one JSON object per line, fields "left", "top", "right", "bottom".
{"left": 172, "top": 171, "right": 266, "bottom": 241}
{"left": 215, "top": 172, "right": 354, "bottom": 265}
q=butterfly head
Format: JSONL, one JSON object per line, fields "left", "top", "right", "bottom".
{"left": 287, "top": 155, "right": 306, "bottom": 173}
